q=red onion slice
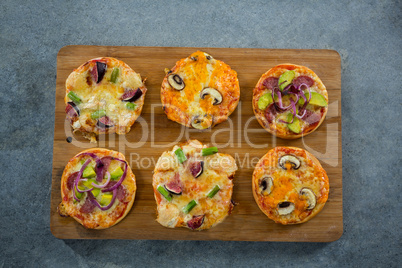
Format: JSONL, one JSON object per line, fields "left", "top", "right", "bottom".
{"left": 77, "top": 152, "right": 105, "bottom": 182}
{"left": 73, "top": 159, "right": 91, "bottom": 202}
{"left": 101, "top": 158, "right": 128, "bottom": 192}
{"left": 89, "top": 188, "right": 118, "bottom": 211}
{"left": 92, "top": 172, "right": 111, "bottom": 188}
{"left": 279, "top": 98, "right": 297, "bottom": 124}
{"left": 272, "top": 89, "right": 290, "bottom": 111}
{"left": 298, "top": 83, "right": 312, "bottom": 115}
{"left": 273, "top": 88, "right": 297, "bottom": 111}
{"left": 76, "top": 178, "right": 94, "bottom": 193}
{"left": 296, "top": 109, "right": 307, "bottom": 119}
{"left": 95, "top": 156, "right": 113, "bottom": 182}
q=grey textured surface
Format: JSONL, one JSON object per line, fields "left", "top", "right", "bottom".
{"left": 0, "top": 0, "right": 401, "bottom": 267}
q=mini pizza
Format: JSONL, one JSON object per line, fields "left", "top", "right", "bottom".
{"left": 161, "top": 51, "right": 240, "bottom": 129}
{"left": 152, "top": 140, "right": 237, "bottom": 230}
{"left": 252, "top": 147, "right": 329, "bottom": 225}
{"left": 252, "top": 64, "right": 328, "bottom": 139}
{"left": 58, "top": 148, "right": 136, "bottom": 229}
{"left": 65, "top": 57, "right": 147, "bottom": 142}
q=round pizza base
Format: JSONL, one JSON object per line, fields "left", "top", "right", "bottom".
{"left": 161, "top": 51, "right": 240, "bottom": 129}
{"left": 60, "top": 148, "right": 136, "bottom": 229}
{"left": 252, "top": 64, "right": 328, "bottom": 139}
{"left": 65, "top": 57, "right": 147, "bottom": 142}
{"left": 152, "top": 140, "right": 237, "bottom": 230}
{"left": 252, "top": 146, "right": 329, "bottom": 225}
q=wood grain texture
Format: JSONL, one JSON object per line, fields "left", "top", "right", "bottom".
{"left": 51, "top": 45, "right": 342, "bottom": 241}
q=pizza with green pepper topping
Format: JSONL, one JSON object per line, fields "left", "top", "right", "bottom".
{"left": 252, "top": 64, "right": 328, "bottom": 139}
{"left": 65, "top": 57, "right": 147, "bottom": 142}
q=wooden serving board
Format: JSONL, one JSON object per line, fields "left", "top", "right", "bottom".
{"left": 51, "top": 45, "right": 342, "bottom": 242}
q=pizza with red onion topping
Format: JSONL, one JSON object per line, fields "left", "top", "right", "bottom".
{"left": 58, "top": 148, "right": 136, "bottom": 229}
{"left": 252, "top": 64, "right": 328, "bottom": 139}
{"left": 65, "top": 57, "right": 147, "bottom": 142}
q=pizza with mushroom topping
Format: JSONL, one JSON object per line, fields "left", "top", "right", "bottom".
{"left": 252, "top": 146, "right": 329, "bottom": 225}
{"left": 252, "top": 64, "right": 328, "bottom": 139}
{"left": 161, "top": 51, "right": 240, "bottom": 129}
{"left": 152, "top": 140, "right": 237, "bottom": 230}
{"left": 58, "top": 148, "right": 136, "bottom": 229}
{"left": 65, "top": 57, "right": 147, "bottom": 142}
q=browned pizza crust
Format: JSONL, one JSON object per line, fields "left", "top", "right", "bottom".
{"left": 161, "top": 51, "right": 240, "bottom": 129}
{"left": 252, "top": 64, "right": 328, "bottom": 139}
{"left": 252, "top": 146, "right": 329, "bottom": 225}
{"left": 60, "top": 148, "right": 136, "bottom": 229}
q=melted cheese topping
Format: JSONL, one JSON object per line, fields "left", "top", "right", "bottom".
{"left": 61, "top": 149, "right": 136, "bottom": 229}
{"left": 65, "top": 57, "right": 147, "bottom": 139}
{"left": 161, "top": 51, "right": 240, "bottom": 128}
{"left": 252, "top": 64, "right": 328, "bottom": 138}
{"left": 253, "top": 147, "right": 329, "bottom": 224}
{"left": 153, "top": 140, "right": 237, "bottom": 230}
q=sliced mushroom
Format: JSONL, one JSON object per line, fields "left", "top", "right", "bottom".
{"left": 190, "top": 161, "right": 204, "bottom": 178}
{"left": 200, "top": 87, "right": 223, "bottom": 105}
{"left": 259, "top": 176, "right": 273, "bottom": 195}
{"left": 167, "top": 74, "right": 185, "bottom": 90}
{"left": 278, "top": 155, "right": 301, "bottom": 170}
{"left": 277, "top": 202, "right": 295, "bottom": 215}
{"left": 191, "top": 115, "right": 213, "bottom": 129}
{"left": 204, "top": 53, "right": 213, "bottom": 60}
{"left": 300, "top": 188, "right": 316, "bottom": 210}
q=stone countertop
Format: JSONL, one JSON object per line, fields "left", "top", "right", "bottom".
{"left": 0, "top": 0, "right": 400, "bottom": 267}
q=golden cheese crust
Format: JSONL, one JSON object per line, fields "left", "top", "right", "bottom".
{"left": 152, "top": 140, "right": 237, "bottom": 230}
{"left": 65, "top": 57, "right": 147, "bottom": 142}
{"left": 161, "top": 51, "right": 240, "bottom": 129}
{"left": 252, "top": 64, "right": 328, "bottom": 139}
{"left": 60, "top": 148, "right": 136, "bottom": 229}
{"left": 252, "top": 147, "right": 329, "bottom": 225}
